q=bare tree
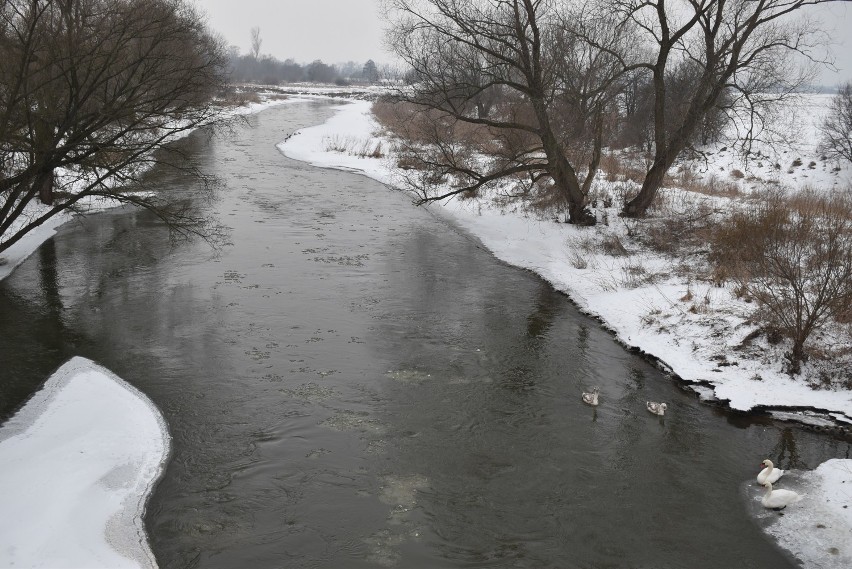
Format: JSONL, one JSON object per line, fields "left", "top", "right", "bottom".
{"left": 713, "top": 192, "right": 852, "bottom": 375}
{"left": 0, "top": 0, "right": 228, "bottom": 255}
{"left": 604, "top": 0, "right": 834, "bottom": 218}
{"left": 384, "top": 0, "right": 631, "bottom": 225}
{"left": 250, "top": 25, "right": 262, "bottom": 60}
{"left": 818, "top": 81, "right": 852, "bottom": 164}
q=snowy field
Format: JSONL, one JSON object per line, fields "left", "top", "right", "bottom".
{"left": 277, "top": 95, "right": 852, "bottom": 567}
{"left": 0, "top": 357, "right": 170, "bottom": 568}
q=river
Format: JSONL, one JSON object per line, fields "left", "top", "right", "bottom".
{"left": 1, "top": 100, "right": 850, "bottom": 568}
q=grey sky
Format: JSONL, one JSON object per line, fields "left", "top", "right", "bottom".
{"left": 193, "top": 0, "right": 851, "bottom": 85}
{"left": 193, "top": 0, "right": 389, "bottom": 65}
{"left": 813, "top": 1, "right": 852, "bottom": 86}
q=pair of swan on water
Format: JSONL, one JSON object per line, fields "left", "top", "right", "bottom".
{"left": 757, "top": 459, "right": 802, "bottom": 510}
{"left": 581, "top": 387, "right": 667, "bottom": 416}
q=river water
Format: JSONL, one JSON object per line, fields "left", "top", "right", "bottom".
{"left": 1, "top": 100, "right": 850, "bottom": 568}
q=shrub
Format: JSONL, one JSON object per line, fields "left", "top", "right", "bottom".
{"left": 710, "top": 191, "right": 852, "bottom": 374}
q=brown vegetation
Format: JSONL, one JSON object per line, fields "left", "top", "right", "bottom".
{"left": 709, "top": 191, "right": 852, "bottom": 374}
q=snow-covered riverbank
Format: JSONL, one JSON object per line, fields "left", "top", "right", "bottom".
{"left": 279, "top": 98, "right": 852, "bottom": 425}
{"left": 277, "top": 97, "right": 852, "bottom": 568}
{"left": 0, "top": 357, "right": 170, "bottom": 568}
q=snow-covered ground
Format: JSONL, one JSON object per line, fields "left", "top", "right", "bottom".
{"left": 277, "top": 95, "right": 852, "bottom": 568}
{"left": 750, "top": 459, "right": 852, "bottom": 568}
{"left": 0, "top": 357, "right": 170, "bottom": 568}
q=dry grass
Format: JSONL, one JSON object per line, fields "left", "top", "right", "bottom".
{"left": 217, "top": 87, "right": 262, "bottom": 107}
{"left": 569, "top": 250, "right": 588, "bottom": 269}
{"left": 637, "top": 190, "right": 721, "bottom": 256}
{"left": 601, "top": 233, "right": 630, "bottom": 256}
{"left": 372, "top": 99, "right": 499, "bottom": 153}
{"left": 322, "top": 135, "right": 384, "bottom": 158}
{"left": 708, "top": 190, "right": 852, "bottom": 373}
{"left": 620, "top": 261, "right": 656, "bottom": 288}
{"left": 674, "top": 170, "right": 741, "bottom": 198}
{"left": 599, "top": 152, "right": 647, "bottom": 184}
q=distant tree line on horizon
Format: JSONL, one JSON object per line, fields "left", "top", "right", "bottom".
{"left": 226, "top": 47, "right": 402, "bottom": 86}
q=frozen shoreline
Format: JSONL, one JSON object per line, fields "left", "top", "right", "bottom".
{"left": 0, "top": 357, "right": 170, "bottom": 568}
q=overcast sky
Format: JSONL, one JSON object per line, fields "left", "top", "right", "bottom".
{"left": 193, "top": 0, "right": 390, "bottom": 65}
{"left": 192, "top": 0, "right": 851, "bottom": 86}
{"left": 813, "top": 1, "right": 852, "bottom": 86}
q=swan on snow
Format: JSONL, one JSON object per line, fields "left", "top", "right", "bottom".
{"left": 757, "top": 459, "right": 784, "bottom": 485}
{"left": 761, "top": 481, "right": 802, "bottom": 510}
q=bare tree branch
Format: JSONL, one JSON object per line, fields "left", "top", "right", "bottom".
{"left": 0, "top": 0, "right": 228, "bottom": 254}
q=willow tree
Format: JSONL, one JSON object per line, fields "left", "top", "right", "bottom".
{"left": 0, "top": 0, "right": 227, "bottom": 255}
{"left": 385, "top": 0, "right": 629, "bottom": 225}
{"left": 607, "top": 0, "right": 835, "bottom": 217}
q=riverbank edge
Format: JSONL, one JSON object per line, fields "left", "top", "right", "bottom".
{"left": 0, "top": 92, "right": 322, "bottom": 283}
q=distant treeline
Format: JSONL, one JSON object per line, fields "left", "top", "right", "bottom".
{"left": 226, "top": 51, "right": 401, "bottom": 85}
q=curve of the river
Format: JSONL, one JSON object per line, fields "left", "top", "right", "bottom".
{"left": 1, "top": 100, "right": 850, "bottom": 568}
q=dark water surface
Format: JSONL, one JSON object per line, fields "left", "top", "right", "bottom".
{"left": 1, "top": 101, "right": 850, "bottom": 568}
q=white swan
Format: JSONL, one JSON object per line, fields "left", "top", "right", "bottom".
{"left": 761, "top": 481, "right": 802, "bottom": 510}
{"left": 646, "top": 401, "right": 667, "bottom": 416}
{"left": 582, "top": 387, "right": 599, "bottom": 406}
{"left": 757, "top": 459, "right": 784, "bottom": 485}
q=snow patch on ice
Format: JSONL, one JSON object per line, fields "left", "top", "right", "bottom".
{"left": 0, "top": 357, "right": 170, "bottom": 569}
{"left": 749, "top": 459, "right": 852, "bottom": 569}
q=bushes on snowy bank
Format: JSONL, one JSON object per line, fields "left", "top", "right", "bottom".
{"left": 710, "top": 191, "right": 852, "bottom": 377}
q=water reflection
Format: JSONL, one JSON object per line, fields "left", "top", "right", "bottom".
{"left": 772, "top": 428, "right": 803, "bottom": 469}
{"left": 38, "top": 238, "right": 63, "bottom": 315}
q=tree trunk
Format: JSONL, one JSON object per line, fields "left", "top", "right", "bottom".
{"left": 622, "top": 158, "right": 667, "bottom": 217}
{"left": 531, "top": 98, "right": 595, "bottom": 225}
{"left": 551, "top": 152, "right": 595, "bottom": 226}
{"left": 38, "top": 171, "right": 55, "bottom": 206}
{"left": 581, "top": 107, "right": 604, "bottom": 197}
{"left": 787, "top": 340, "right": 805, "bottom": 375}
